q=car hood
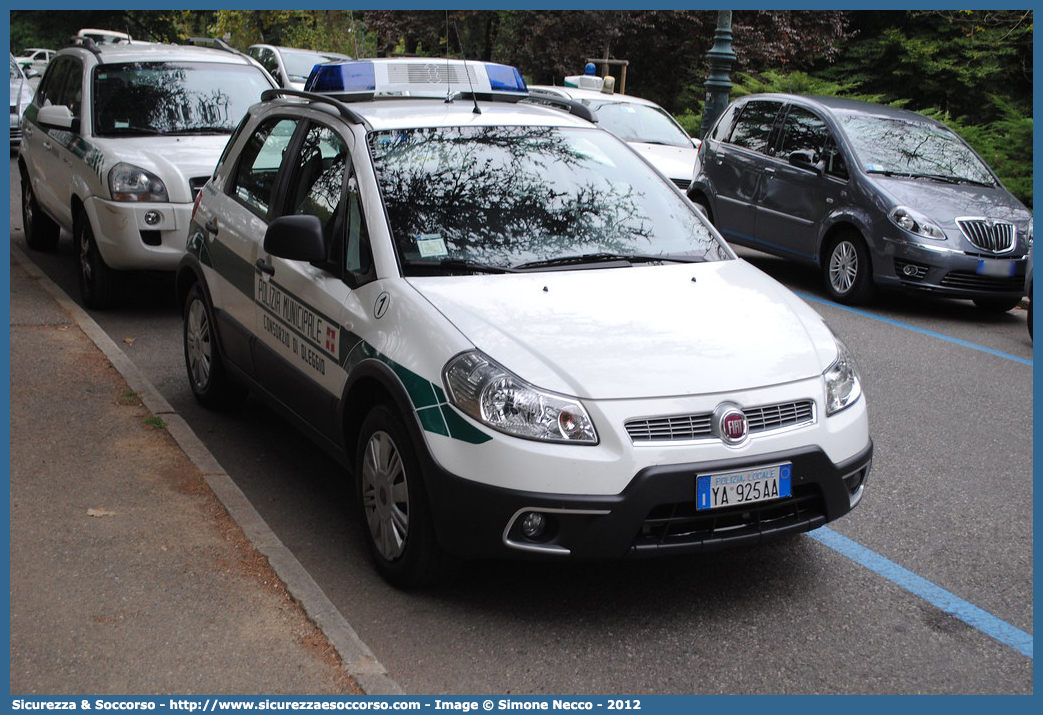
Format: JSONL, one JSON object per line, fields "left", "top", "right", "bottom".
{"left": 94, "top": 135, "right": 231, "bottom": 202}
{"left": 871, "top": 175, "right": 1032, "bottom": 228}
{"left": 409, "top": 261, "right": 837, "bottom": 400}
{"left": 628, "top": 141, "right": 698, "bottom": 184}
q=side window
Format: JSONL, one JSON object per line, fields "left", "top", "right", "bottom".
{"left": 821, "top": 138, "right": 849, "bottom": 180}
{"left": 260, "top": 49, "right": 280, "bottom": 78}
{"left": 344, "top": 173, "right": 375, "bottom": 286}
{"left": 778, "top": 106, "right": 829, "bottom": 160}
{"left": 728, "top": 101, "right": 782, "bottom": 154}
{"left": 779, "top": 106, "right": 849, "bottom": 180}
{"left": 707, "top": 102, "right": 740, "bottom": 142}
{"left": 288, "top": 123, "right": 347, "bottom": 227}
{"left": 36, "top": 56, "right": 80, "bottom": 113}
{"left": 230, "top": 117, "right": 300, "bottom": 218}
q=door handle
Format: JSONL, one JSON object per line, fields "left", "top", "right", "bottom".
{"left": 255, "top": 257, "right": 275, "bottom": 276}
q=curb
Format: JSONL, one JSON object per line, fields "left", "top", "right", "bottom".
{"left": 12, "top": 247, "right": 405, "bottom": 697}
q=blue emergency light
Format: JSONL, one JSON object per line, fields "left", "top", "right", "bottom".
{"left": 304, "top": 59, "right": 527, "bottom": 99}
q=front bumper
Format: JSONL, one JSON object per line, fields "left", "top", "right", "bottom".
{"left": 423, "top": 441, "right": 873, "bottom": 560}
{"left": 84, "top": 196, "right": 192, "bottom": 271}
{"left": 879, "top": 235, "right": 1027, "bottom": 299}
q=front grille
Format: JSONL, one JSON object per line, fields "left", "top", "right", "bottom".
{"left": 958, "top": 218, "right": 1016, "bottom": 253}
{"left": 940, "top": 270, "right": 1023, "bottom": 292}
{"left": 625, "top": 400, "right": 815, "bottom": 444}
{"left": 189, "top": 176, "right": 209, "bottom": 199}
{"left": 634, "top": 486, "right": 826, "bottom": 549}
{"left": 671, "top": 177, "right": 691, "bottom": 191}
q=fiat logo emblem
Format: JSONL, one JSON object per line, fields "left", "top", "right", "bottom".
{"left": 715, "top": 405, "right": 749, "bottom": 445}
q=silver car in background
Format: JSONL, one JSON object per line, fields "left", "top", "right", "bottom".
{"left": 689, "top": 94, "right": 1032, "bottom": 311}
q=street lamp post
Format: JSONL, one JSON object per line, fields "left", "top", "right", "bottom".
{"left": 699, "top": 10, "right": 737, "bottom": 138}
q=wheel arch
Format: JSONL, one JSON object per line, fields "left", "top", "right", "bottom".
{"left": 339, "top": 360, "right": 429, "bottom": 475}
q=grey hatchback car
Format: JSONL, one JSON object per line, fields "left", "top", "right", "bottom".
{"left": 689, "top": 94, "right": 1032, "bottom": 310}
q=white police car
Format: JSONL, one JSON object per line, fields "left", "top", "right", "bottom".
{"left": 177, "top": 59, "right": 873, "bottom": 587}
{"left": 18, "top": 37, "right": 275, "bottom": 308}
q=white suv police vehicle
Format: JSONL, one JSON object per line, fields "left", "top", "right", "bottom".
{"left": 18, "top": 36, "right": 275, "bottom": 308}
{"left": 177, "top": 59, "right": 873, "bottom": 587}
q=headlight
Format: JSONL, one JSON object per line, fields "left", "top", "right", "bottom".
{"left": 444, "top": 351, "right": 598, "bottom": 444}
{"left": 889, "top": 207, "right": 945, "bottom": 240}
{"left": 823, "top": 339, "right": 863, "bottom": 416}
{"left": 108, "top": 163, "right": 169, "bottom": 202}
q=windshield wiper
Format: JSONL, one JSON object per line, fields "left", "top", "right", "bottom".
{"left": 867, "top": 169, "right": 993, "bottom": 186}
{"left": 512, "top": 252, "right": 702, "bottom": 271}
{"left": 160, "top": 127, "right": 235, "bottom": 135}
{"left": 402, "top": 258, "right": 518, "bottom": 275}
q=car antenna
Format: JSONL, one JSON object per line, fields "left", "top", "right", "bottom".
{"left": 448, "top": 13, "right": 481, "bottom": 115}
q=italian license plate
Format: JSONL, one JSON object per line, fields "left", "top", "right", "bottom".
{"left": 976, "top": 258, "right": 1015, "bottom": 278}
{"left": 696, "top": 463, "right": 792, "bottom": 511}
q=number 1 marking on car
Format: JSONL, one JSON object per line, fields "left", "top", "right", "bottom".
{"left": 374, "top": 291, "right": 390, "bottom": 319}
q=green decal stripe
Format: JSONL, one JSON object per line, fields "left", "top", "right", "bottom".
{"left": 441, "top": 404, "right": 493, "bottom": 444}
{"left": 416, "top": 406, "right": 449, "bottom": 437}
{"left": 186, "top": 231, "right": 213, "bottom": 268}
{"left": 207, "top": 238, "right": 257, "bottom": 298}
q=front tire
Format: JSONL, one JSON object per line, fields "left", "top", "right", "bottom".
{"left": 76, "top": 213, "right": 118, "bottom": 309}
{"left": 183, "top": 282, "right": 247, "bottom": 408}
{"left": 21, "top": 177, "right": 60, "bottom": 252}
{"left": 356, "top": 404, "right": 447, "bottom": 588}
{"left": 973, "top": 295, "right": 1023, "bottom": 313}
{"left": 823, "top": 231, "right": 875, "bottom": 304}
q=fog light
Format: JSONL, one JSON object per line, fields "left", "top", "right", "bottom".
{"left": 520, "top": 511, "right": 546, "bottom": 539}
{"left": 143, "top": 210, "right": 162, "bottom": 226}
{"left": 902, "top": 264, "right": 918, "bottom": 277}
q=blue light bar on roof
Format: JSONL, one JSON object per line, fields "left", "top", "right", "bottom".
{"left": 485, "top": 64, "right": 527, "bottom": 93}
{"left": 303, "top": 58, "right": 528, "bottom": 99}
{"left": 306, "top": 61, "right": 376, "bottom": 94}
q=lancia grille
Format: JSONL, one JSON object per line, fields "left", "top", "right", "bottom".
{"left": 625, "top": 400, "right": 815, "bottom": 444}
{"left": 957, "top": 218, "right": 1016, "bottom": 254}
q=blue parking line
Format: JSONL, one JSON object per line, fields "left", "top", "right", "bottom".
{"left": 809, "top": 527, "right": 1033, "bottom": 659}
{"left": 796, "top": 292, "right": 1033, "bottom": 367}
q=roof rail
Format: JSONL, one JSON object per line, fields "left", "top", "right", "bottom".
{"left": 68, "top": 36, "right": 103, "bottom": 56}
{"left": 519, "top": 95, "right": 598, "bottom": 124}
{"left": 186, "top": 36, "right": 254, "bottom": 61}
{"left": 260, "top": 88, "right": 371, "bottom": 129}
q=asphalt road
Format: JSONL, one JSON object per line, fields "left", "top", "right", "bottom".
{"left": 7, "top": 155, "right": 1034, "bottom": 694}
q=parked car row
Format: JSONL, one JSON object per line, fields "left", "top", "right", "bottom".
{"left": 14, "top": 42, "right": 1026, "bottom": 589}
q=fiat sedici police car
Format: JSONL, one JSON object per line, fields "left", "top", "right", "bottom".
{"left": 177, "top": 59, "right": 873, "bottom": 587}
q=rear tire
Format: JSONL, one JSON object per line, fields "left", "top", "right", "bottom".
{"left": 76, "top": 213, "right": 118, "bottom": 309}
{"left": 183, "top": 282, "right": 247, "bottom": 408}
{"left": 21, "top": 177, "right": 60, "bottom": 252}
{"left": 356, "top": 404, "right": 448, "bottom": 588}
{"left": 823, "top": 231, "right": 875, "bottom": 304}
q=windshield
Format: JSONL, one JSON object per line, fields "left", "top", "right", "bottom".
{"left": 92, "top": 61, "right": 272, "bottom": 136}
{"left": 584, "top": 101, "right": 692, "bottom": 148}
{"left": 280, "top": 50, "right": 334, "bottom": 81}
{"left": 369, "top": 125, "right": 726, "bottom": 272}
{"left": 839, "top": 113, "right": 995, "bottom": 185}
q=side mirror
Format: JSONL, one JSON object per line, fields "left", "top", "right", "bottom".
{"left": 24, "top": 68, "right": 40, "bottom": 79}
{"left": 788, "top": 150, "right": 822, "bottom": 174}
{"left": 37, "top": 105, "right": 75, "bottom": 130}
{"left": 263, "top": 214, "right": 327, "bottom": 262}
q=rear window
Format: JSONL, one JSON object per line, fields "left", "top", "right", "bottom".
{"left": 92, "top": 61, "right": 272, "bottom": 136}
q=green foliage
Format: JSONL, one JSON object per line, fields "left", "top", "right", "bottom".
{"left": 728, "top": 70, "right": 880, "bottom": 102}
